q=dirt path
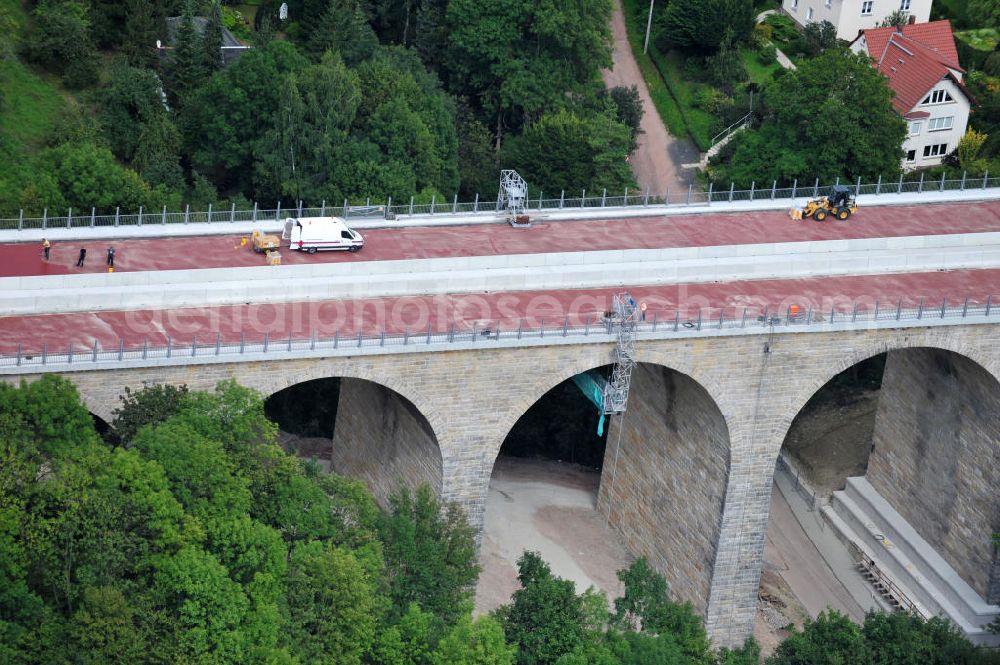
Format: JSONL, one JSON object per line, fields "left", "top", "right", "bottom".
{"left": 602, "top": 0, "right": 696, "bottom": 197}
{"left": 474, "top": 458, "right": 632, "bottom": 614}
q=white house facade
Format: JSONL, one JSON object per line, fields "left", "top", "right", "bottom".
{"left": 781, "top": 0, "right": 932, "bottom": 41}
{"left": 850, "top": 22, "right": 971, "bottom": 170}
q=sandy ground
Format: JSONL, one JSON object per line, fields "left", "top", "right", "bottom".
{"left": 474, "top": 457, "right": 632, "bottom": 614}
{"left": 602, "top": 0, "right": 697, "bottom": 197}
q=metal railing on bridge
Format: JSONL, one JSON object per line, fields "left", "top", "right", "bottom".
{"left": 1, "top": 173, "right": 997, "bottom": 231}
{"left": 2, "top": 294, "right": 995, "bottom": 371}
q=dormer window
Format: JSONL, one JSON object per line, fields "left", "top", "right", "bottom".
{"left": 922, "top": 89, "right": 954, "bottom": 105}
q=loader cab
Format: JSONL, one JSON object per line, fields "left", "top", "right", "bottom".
{"left": 829, "top": 185, "right": 853, "bottom": 209}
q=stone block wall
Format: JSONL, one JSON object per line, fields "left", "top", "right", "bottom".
{"left": 331, "top": 377, "right": 443, "bottom": 507}
{"left": 867, "top": 348, "right": 1000, "bottom": 599}
{"left": 597, "top": 363, "right": 730, "bottom": 612}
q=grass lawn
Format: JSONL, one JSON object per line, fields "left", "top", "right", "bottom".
{"left": 0, "top": 59, "right": 67, "bottom": 151}
{"left": 741, "top": 48, "right": 782, "bottom": 85}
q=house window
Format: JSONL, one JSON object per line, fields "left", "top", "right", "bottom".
{"left": 909, "top": 121, "right": 921, "bottom": 135}
{"left": 923, "top": 143, "right": 948, "bottom": 157}
{"left": 928, "top": 116, "right": 954, "bottom": 131}
{"left": 807, "top": 7, "right": 814, "bottom": 19}
{"left": 862, "top": 0, "right": 873, "bottom": 14}
{"left": 900, "top": 0, "right": 910, "bottom": 9}
{"left": 921, "top": 89, "right": 954, "bottom": 105}
{"left": 826, "top": 0, "right": 832, "bottom": 7}
{"left": 792, "top": 0, "right": 798, "bottom": 9}
{"left": 905, "top": 150, "right": 916, "bottom": 162}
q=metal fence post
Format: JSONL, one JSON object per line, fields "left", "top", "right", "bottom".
{"left": 643, "top": 187, "right": 649, "bottom": 206}
{"left": 601, "top": 188, "right": 607, "bottom": 207}
{"left": 184, "top": 204, "right": 190, "bottom": 224}
{"left": 898, "top": 173, "right": 904, "bottom": 193}
{"left": 66, "top": 207, "right": 72, "bottom": 229}
{"left": 320, "top": 200, "right": 326, "bottom": 216}
{"left": 814, "top": 178, "right": 819, "bottom": 196}
{"left": 791, "top": 179, "right": 797, "bottom": 198}
{"left": 696, "top": 308, "right": 702, "bottom": 330}
{"left": 137, "top": 206, "right": 143, "bottom": 226}
{"left": 276, "top": 201, "right": 281, "bottom": 221}
{"left": 855, "top": 176, "right": 861, "bottom": 197}
{"left": 707, "top": 182, "right": 712, "bottom": 204}
{"left": 876, "top": 174, "right": 882, "bottom": 194}
{"left": 896, "top": 299, "right": 902, "bottom": 320}
{"left": 771, "top": 180, "right": 776, "bottom": 200}
{"left": 665, "top": 189, "right": 669, "bottom": 205}
{"left": 68, "top": 342, "right": 74, "bottom": 363}
{"left": 343, "top": 199, "right": 349, "bottom": 217}
{"left": 207, "top": 203, "right": 212, "bottom": 223}
{"left": 17, "top": 209, "right": 23, "bottom": 230}
{"left": 230, "top": 202, "right": 236, "bottom": 223}
{"left": 983, "top": 170, "right": 989, "bottom": 189}
{"left": 940, "top": 298, "right": 947, "bottom": 318}
{"left": 624, "top": 187, "right": 628, "bottom": 205}
{"left": 986, "top": 295, "right": 993, "bottom": 316}
{"left": 939, "top": 172, "right": 946, "bottom": 192}
{"left": 686, "top": 184, "right": 692, "bottom": 204}
{"left": 93, "top": 340, "right": 99, "bottom": 361}
{"left": 409, "top": 197, "right": 414, "bottom": 215}
{"left": 452, "top": 194, "right": 458, "bottom": 213}
{"left": 961, "top": 171, "right": 966, "bottom": 191}
{"left": 162, "top": 205, "right": 168, "bottom": 224}
{"left": 538, "top": 191, "right": 543, "bottom": 209}
{"left": 91, "top": 207, "right": 96, "bottom": 227}
{"left": 115, "top": 207, "right": 121, "bottom": 226}
{"left": 15, "top": 343, "right": 21, "bottom": 366}
{"left": 215, "top": 333, "right": 221, "bottom": 355}
{"left": 749, "top": 181, "right": 755, "bottom": 201}
{"left": 559, "top": 190, "right": 565, "bottom": 209}
{"left": 917, "top": 297, "right": 924, "bottom": 319}
{"left": 835, "top": 176, "right": 840, "bottom": 188}
{"left": 582, "top": 189, "right": 586, "bottom": 206}
{"left": 673, "top": 311, "right": 680, "bottom": 331}
{"left": 42, "top": 343, "right": 47, "bottom": 365}
{"left": 191, "top": 337, "right": 197, "bottom": 357}
{"left": 729, "top": 182, "right": 734, "bottom": 202}
{"left": 918, "top": 172, "right": 924, "bottom": 193}
{"left": 296, "top": 200, "right": 302, "bottom": 217}
{"left": 142, "top": 338, "right": 148, "bottom": 359}
{"left": 874, "top": 300, "right": 879, "bottom": 320}
{"left": 42, "top": 208, "right": 47, "bottom": 229}
{"left": 473, "top": 193, "right": 478, "bottom": 212}
{"left": 252, "top": 201, "right": 257, "bottom": 223}
{"left": 386, "top": 196, "right": 392, "bottom": 217}
{"left": 851, "top": 303, "right": 858, "bottom": 322}
{"left": 962, "top": 297, "right": 969, "bottom": 317}
{"left": 263, "top": 333, "right": 269, "bottom": 352}
{"left": 166, "top": 338, "right": 174, "bottom": 359}
{"left": 240, "top": 333, "right": 245, "bottom": 353}
{"left": 430, "top": 195, "right": 436, "bottom": 214}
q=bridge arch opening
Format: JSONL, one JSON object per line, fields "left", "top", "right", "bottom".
{"left": 478, "top": 361, "right": 731, "bottom": 616}
{"left": 264, "top": 376, "right": 442, "bottom": 507}
{"left": 768, "top": 346, "right": 1000, "bottom": 632}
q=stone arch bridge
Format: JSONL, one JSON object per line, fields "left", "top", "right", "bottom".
{"left": 4, "top": 318, "right": 999, "bottom": 647}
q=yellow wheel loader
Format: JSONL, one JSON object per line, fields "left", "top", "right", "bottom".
{"left": 789, "top": 185, "right": 858, "bottom": 221}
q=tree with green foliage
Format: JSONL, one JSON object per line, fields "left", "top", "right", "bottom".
{"left": 503, "top": 106, "right": 636, "bottom": 197}
{"left": 446, "top": 0, "right": 614, "bottom": 145}
{"left": 605, "top": 86, "right": 645, "bottom": 153}
{"left": 381, "top": 484, "right": 480, "bottom": 625}
{"left": 24, "top": 0, "right": 100, "bottom": 88}
{"left": 497, "top": 551, "right": 586, "bottom": 665}
{"left": 800, "top": 20, "right": 839, "bottom": 57}
{"left": 110, "top": 383, "right": 190, "bottom": 445}
{"left": 201, "top": 1, "right": 225, "bottom": 74}
{"left": 123, "top": 0, "right": 167, "bottom": 68}
{"left": 967, "top": 0, "right": 1000, "bottom": 29}
{"left": 454, "top": 101, "right": 498, "bottom": 197}
{"left": 284, "top": 542, "right": 379, "bottom": 665}
{"left": 433, "top": 616, "right": 517, "bottom": 665}
{"left": 655, "top": 0, "right": 754, "bottom": 55}
{"left": 134, "top": 113, "right": 187, "bottom": 192}
{"left": 168, "top": 2, "right": 206, "bottom": 108}
{"left": 878, "top": 10, "right": 910, "bottom": 27}
{"left": 711, "top": 50, "right": 905, "bottom": 186}
{"left": 308, "top": 0, "right": 379, "bottom": 65}
{"left": 99, "top": 61, "right": 172, "bottom": 164}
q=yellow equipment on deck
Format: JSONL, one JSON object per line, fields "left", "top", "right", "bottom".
{"left": 790, "top": 185, "right": 858, "bottom": 221}
{"left": 251, "top": 229, "right": 281, "bottom": 253}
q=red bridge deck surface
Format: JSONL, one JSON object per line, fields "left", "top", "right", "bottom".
{"left": 1, "top": 269, "right": 996, "bottom": 354}
{"left": 3, "top": 202, "right": 999, "bottom": 278}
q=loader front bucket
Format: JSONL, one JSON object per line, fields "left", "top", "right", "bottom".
{"left": 789, "top": 208, "right": 803, "bottom": 221}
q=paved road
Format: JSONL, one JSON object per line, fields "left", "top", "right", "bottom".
{"left": 5, "top": 202, "right": 998, "bottom": 278}
{"left": 2, "top": 269, "right": 995, "bottom": 354}
{"left": 602, "top": 0, "right": 695, "bottom": 196}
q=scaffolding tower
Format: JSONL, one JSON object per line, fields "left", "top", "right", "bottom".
{"left": 601, "top": 292, "right": 639, "bottom": 414}
{"left": 497, "top": 169, "right": 529, "bottom": 227}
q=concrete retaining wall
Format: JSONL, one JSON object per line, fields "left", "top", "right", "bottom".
{"left": 867, "top": 348, "right": 1000, "bottom": 599}
{"left": 597, "top": 363, "right": 730, "bottom": 612}
{"left": 331, "top": 377, "right": 443, "bottom": 507}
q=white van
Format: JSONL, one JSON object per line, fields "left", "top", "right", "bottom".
{"left": 285, "top": 217, "right": 364, "bottom": 254}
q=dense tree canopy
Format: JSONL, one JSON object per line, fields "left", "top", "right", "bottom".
{"left": 710, "top": 49, "right": 906, "bottom": 186}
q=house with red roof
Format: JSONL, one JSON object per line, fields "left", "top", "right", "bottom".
{"left": 782, "top": 0, "right": 930, "bottom": 41}
{"left": 850, "top": 20, "right": 972, "bottom": 169}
